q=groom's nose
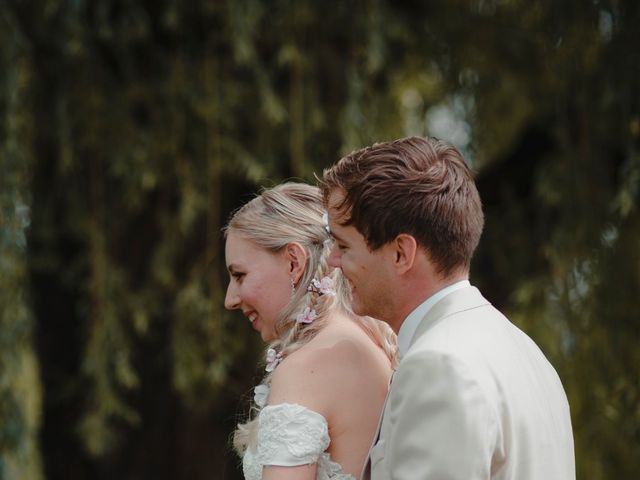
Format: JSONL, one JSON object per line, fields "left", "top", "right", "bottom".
{"left": 328, "top": 242, "right": 342, "bottom": 269}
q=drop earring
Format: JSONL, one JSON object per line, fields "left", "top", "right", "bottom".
{"left": 291, "top": 277, "right": 296, "bottom": 295}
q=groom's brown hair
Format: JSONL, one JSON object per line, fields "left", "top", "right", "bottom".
{"left": 322, "top": 136, "right": 484, "bottom": 276}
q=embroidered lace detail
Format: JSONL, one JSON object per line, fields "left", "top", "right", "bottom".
{"left": 242, "top": 403, "right": 355, "bottom": 480}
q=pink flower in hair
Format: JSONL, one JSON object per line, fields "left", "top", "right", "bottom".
{"left": 296, "top": 307, "right": 318, "bottom": 324}
{"left": 308, "top": 276, "right": 335, "bottom": 296}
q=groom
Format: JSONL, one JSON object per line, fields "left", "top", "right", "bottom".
{"left": 322, "top": 136, "right": 575, "bottom": 479}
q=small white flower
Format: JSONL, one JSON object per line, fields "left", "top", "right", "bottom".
{"left": 265, "top": 348, "right": 283, "bottom": 372}
{"left": 253, "top": 384, "right": 270, "bottom": 408}
{"left": 321, "top": 212, "right": 331, "bottom": 234}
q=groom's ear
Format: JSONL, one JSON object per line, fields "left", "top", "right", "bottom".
{"left": 392, "top": 234, "right": 418, "bottom": 274}
{"left": 285, "top": 242, "right": 308, "bottom": 285}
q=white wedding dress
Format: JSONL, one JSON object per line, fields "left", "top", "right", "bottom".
{"left": 242, "top": 403, "right": 355, "bottom": 480}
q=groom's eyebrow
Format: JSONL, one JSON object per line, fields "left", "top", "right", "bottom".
{"left": 329, "top": 230, "right": 347, "bottom": 244}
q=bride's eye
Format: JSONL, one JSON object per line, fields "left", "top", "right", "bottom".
{"left": 232, "top": 272, "right": 245, "bottom": 282}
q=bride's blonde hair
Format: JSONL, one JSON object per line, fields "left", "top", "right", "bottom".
{"left": 224, "top": 183, "right": 396, "bottom": 455}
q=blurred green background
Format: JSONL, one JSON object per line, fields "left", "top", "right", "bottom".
{"left": 1, "top": 0, "right": 639, "bottom": 479}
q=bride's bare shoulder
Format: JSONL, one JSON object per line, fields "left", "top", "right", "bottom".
{"left": 268, "top": 314, "right": 390, "bottom": 415}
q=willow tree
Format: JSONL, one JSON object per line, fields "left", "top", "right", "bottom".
{"left": 1, "top": 0, "right": 638, "bottom": 479}
{"left": 0, "top": 12, "right": 43, "bottom": 479}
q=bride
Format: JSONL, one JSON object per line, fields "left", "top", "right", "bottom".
{"left": 224, "top": 183, "right": 396, "bottom": 479}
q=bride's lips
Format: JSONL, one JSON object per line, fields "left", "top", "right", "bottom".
{"left": 244, "top": 311, "right": 259, "bottom": 330}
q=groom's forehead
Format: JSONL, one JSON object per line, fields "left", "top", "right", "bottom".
{"left": 327, "top": 209, "right": 352, "bottom": 231}
{"left": 327, "top": 188, "right": 350, "bottom": 217}
{"left": 326, "top": 193, "right": 358, "bottom": 241}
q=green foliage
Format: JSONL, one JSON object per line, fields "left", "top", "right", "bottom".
{"left": 0, "top": 0, "right": 638, "bottom": 478}
{"left": 0, "top": 18, "right": 43, "bottom": 479}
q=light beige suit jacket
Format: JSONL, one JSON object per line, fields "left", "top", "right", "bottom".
{"left": 362, "top": 286, "right": 575, "bottom": 480}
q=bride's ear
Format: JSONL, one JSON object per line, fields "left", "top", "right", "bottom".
{"left": 285, "top": 242, "right": 307, "bottom": 285}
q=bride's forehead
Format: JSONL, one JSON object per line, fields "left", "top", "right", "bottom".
{"left": 226, "top": 232, "right": 285, "bottom": 264}
{"left": 225, "top": 232, "right": 255, "bottom": 260}
{"left": 226, "top": 230, "right": 260, "bottom": 251}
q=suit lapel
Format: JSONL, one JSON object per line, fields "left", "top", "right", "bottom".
{"left": 360, "top": 371, "right": 395, "bottom": 480}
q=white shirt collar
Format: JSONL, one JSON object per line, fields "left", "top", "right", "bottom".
{"left": 397, "top": 280, "right": 470, "bottom": 356}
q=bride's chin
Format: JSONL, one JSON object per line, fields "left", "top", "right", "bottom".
{"left": 261, "top": 330, "right": 276, "bottom": 343}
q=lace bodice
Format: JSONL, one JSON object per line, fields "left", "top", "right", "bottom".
{"left": 242, "top": 403, "right": 355, "bottom": 480}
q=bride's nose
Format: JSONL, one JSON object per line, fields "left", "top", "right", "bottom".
{"left": 224, "top": 283, "right": 240, "bottom": 310}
